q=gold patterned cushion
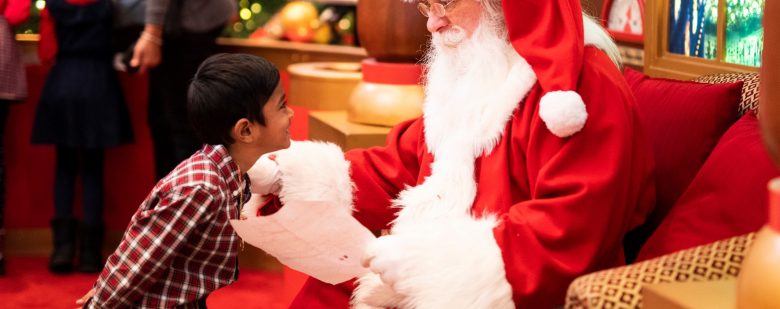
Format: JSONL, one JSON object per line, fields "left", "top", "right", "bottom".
{"left": 693, "top": 72, "right": 760, "bottom": 116}
{"left": 565, "top": 233, "right": 755, "bottom": 309}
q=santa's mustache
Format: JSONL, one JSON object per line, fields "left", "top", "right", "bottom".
{"left": 433, "top": 26, "right": 467, "bottom": 48}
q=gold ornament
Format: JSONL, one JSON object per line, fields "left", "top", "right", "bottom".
{"left": 312, "top": 24, "right": 333, "bottom": 44}
{"left": 281, "top": 1, "right": 319, "bottom": 42}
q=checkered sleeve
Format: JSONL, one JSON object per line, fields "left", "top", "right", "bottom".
{"left": 88, "top": 186, "right": 219, "bottom": 308}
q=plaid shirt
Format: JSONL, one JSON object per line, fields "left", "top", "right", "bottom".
{"left": 89, "top": 145, "right": 248, "bottom": 308}
{"left": 0, "top": 15, "right": 27, "bottom": 101}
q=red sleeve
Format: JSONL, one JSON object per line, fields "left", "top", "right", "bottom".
{"left": 2, "top": 0, "right": 30, "bottom": 26}
{"left": 258, "top": 196, "right": 282, "bottom": 216}
{"left": 345, "top": 118, "right": 426, "bottom": 230}
{"left": 494, "top": 49, "right": 655, "bottom": 307}
{"left": 37, "top": 8, "right": 57, "bottom": 65}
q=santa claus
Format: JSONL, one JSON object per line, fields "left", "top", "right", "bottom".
{"left": 263, "top": 0, "right": 656, "bottom": 308}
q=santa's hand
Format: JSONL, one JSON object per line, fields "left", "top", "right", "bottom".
{"left": 352, "top": 273, "right": 404, "bottom": 309}
{"left": 247, "top": 154, "right": 282, "bottom": 195}
{"left": 240, "top": 194, "right": 267, "bottom": 219}
{"left": 362, "top": 235, "right": 405, "bottom": 289}
{"left": 356, "top": 218, "right": 515, "bottom": 308}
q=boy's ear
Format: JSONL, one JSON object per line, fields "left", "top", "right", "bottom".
{"left": 231, "top": 118, "right": 256, "bottom": 143}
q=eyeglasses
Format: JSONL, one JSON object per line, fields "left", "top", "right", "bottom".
{"left": 417, "top": 0, "right": 459, "bottom": 18}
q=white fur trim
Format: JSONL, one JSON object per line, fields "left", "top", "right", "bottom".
{"left": 539, "top": 91, "right": 588, "bottom": 137}
{"left": 272, "top": 141, "right": 353, "bottom": 213}
{"left": 353, "top": 216, "right": 514, "bottom": 308}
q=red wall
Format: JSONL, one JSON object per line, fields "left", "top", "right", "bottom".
{"left": 5, "top": 66, "right": 304, "bottom": 231}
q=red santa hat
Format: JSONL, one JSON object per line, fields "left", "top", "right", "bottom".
{"left": 502, "top": 0, "right": 587, "bottom": 137}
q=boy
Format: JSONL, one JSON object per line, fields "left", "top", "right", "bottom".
{"left": 77, "top": 53, "right": 293, "bottom": 308}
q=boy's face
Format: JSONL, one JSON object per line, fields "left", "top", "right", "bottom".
{"left": 256, "top": 82, "right": 293, "bottom": 152}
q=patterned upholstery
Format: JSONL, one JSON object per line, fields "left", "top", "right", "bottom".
{"left": 565, "top": 233, "right": 755, "bottom": 309}
{"left": 565, "top": 72, "right": 761, "bottom": 308}
{"left": 694, "top": 72, "right": 760, "bottom": 117}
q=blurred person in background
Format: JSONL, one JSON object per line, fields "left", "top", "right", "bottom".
{"left": 130, "top": 0, "right": 236, "bottom": 180}
{"left": 31, "top": 0, "right": 133, "bottom": 274}
{"left": 0, "top": 0, "right": 30, "bottom": 276}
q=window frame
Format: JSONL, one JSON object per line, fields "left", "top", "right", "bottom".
{"left": 644, "top": 0, "right": 760, "bottom": 79}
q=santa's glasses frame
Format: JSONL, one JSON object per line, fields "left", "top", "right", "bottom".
{"left": 417, "top": 0, "right": 460, "bottom": 18}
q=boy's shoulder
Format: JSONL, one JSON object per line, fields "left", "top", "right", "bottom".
{"left": 155, "top": 145, "right": 236, "bottom": 194}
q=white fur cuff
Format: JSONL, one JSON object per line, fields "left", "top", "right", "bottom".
{"left": 353, "top": 216, "right": 515, "bottom": 308}
{"left": 539, "top": 90, "right": 588, "bottom": 138}
{"left": 272, "top": 141, "right": 354, "bottom": 213}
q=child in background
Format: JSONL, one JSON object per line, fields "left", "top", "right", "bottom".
{"left": 78, "top": 53, "right": 293, "bottom": 308}
{"left": 31, "top": 0, "right": 133, "bottom": 274}
{"left": 0, "top": 0, "right": 30, "bottom": 275}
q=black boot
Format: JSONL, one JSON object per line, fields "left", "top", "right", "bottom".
{"left": 50, "top": 217, "right": 78, "bottom": 274}
{"left": 77, "top": 223, "right": 104, "bottom": 273}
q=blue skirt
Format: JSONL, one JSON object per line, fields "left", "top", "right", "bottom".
{"left": 32, "top": 56, "right": 133, "bottom": 148}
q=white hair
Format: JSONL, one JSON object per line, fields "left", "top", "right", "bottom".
{"left": 582, "top": 14, "right": 622, "bottom": 68}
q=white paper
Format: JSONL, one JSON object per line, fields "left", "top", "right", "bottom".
{"left": 229, "top": 200, "right": 375, "bottom": 284}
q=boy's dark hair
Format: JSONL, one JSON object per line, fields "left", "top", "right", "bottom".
{"left": 188, "top": 53, "right": 280, "bottom": 145}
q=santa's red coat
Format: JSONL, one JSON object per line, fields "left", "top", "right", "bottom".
{"left": 290, "top": 47, "right": 655, "bottom": 308}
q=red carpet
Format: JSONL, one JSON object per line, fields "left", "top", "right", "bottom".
{"left": 0, "top": 257, "right": 286, "bottom": 308}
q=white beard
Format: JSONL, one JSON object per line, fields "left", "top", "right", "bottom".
{"left": 422, "top": 20, "right": 525, "bottom": 158}
{"left": 391, "top": 17, "right": 538, "bottom": 223}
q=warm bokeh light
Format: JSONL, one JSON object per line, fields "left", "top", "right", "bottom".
{"left": 233, "top": 22, "right": 244, "bottom": 32}
{"left": 338, "top": 19, "right": 351, "bottom": 31}
{"left": 240, "top": 8, "right": 252, "bottom": 20}
{"left": 251, "top": 3, "right": 263, "bottom": 14}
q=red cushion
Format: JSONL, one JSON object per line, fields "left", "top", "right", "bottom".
{"left": 637, "top": 113, "right": 779, "bottom": 261}
{"left": 623, "top": 68, "right": 743, "bottom": 244}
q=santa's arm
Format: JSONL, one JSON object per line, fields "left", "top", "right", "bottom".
{"left": 492, "top": 63, "right": 653, "bottom": 308}
{"left": 493, "top": 117, "right": 653, "bottom": 308}
{"left": 344, "top": 119, "right": 425, "bottom": 229}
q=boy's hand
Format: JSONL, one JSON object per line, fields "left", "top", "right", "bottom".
{"left": 75, "top": 288, "right": 95, "bottom": 308}
{"left": 240, "top": 194, "right": 266, "bottom": 219}
{"left": 248, "top": 155, "right": 282, "bottom": 196}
